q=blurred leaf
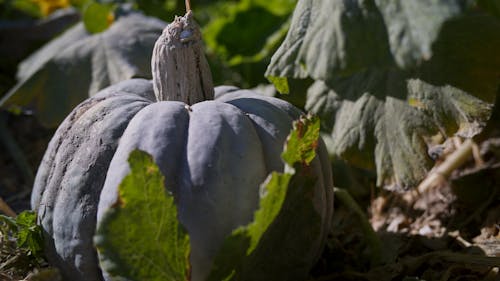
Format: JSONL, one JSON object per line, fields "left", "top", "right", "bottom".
{"left": 83, "top": 2, "right": 115, "bottom": 34}
{"left": 9, "top": 0, "right": 43, "bottom": 18}
{"left": 5, "top": 0, "right": 70, "bottom": 18}
{"left": 0, "top": 8, "right": 166, "bottom": 128}
{"left": 203, "top": 0, "right": 296, "bottom": 87}
{"left": 478, "top": 0, "right": 500, "bottom": 18}
{"left": 133, "top": 0, "right": 179, "bottom": 21}
{"left": 34, "top": 0, "right": 70, "bottom": 16}
{"left": 267, "top": 76, "right": 289, "bottom": 94}
{"left": 95, "top": 149, "right": 190, "bottom": 281}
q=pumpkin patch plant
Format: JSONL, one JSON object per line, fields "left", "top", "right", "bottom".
{"left": 30, "top": 1, "right": 333, "bottom": 280}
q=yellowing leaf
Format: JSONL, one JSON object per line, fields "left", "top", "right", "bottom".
{"left": 32, "top": 0, "right": 69, "bottom": 16}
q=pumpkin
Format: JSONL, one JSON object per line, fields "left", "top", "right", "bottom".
{"left": 31, "top": 10, "right": 333, "bottom": 281}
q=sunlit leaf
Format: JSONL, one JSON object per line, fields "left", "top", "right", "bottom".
{"left": 95, "top": 150, "right": 190, "bottom": 281}
{"left": 267, "top": 0, "right": 500, "bottom": 189}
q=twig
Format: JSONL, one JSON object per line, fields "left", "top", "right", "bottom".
{"left": 0, "top": 197, "right": 16, "bottom": 217}
{"left": 418, "top": 139, "right": 474, "bottom": 193}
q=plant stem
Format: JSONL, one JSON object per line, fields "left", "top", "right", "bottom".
{"left": 185, "top": 0, "right": 191, "bottom": 12}
{"left": 0, "top": 197, "right": 16, "bottom": 217}
{"left": 334, "top": 188, "right": 384, "bottom": 266}
{"left": 151, "top": 9, "right": 214, "bottom": 104}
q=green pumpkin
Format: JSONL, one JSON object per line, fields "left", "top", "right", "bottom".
{"left": 31, "top": 11, "right": 333, "bottom": 281}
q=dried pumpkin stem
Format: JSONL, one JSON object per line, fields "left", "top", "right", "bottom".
{"left": 185, "top": 0, "right": 191, "bottom": 12}
{"left": 151, "top": 9, "right": 214, "bottom": 104}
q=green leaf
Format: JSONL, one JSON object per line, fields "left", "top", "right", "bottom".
{"left": 266, "top": 0, "right": 500, "bottom": 100}
{"left": 281, "top": 115, "right": 320, "bottom": 166}
{"left": 204, "top": 0, "right": 295, "bottom": 59}
{"left": 0, "top": 9, "right": 165, "bottom": 128}
{"left": 0, "top": 211, "right": 44, "bottom": 258}
{"left": 94, "top": 150, "right": 190, "bottom": 281}
{"left": 202, "top": 0, "right": 296, "bottom": 87}
{"left": 10, "top": 0, "right": 43, "bottom": 18}
{"left": 267, "top": 0, "right": 500, "bottom": 190}
{"left": 207, "top": 115, "right": 322, "bottom": 281}
{"left": 83, "top": 2, "right": 115, "bottom": 34}
{"left": 306, "top": 76, "right": 492, "bottom": 189}
{"left": 15, "top": 211, "right": 43, "bottom": 256}
{"left": 266, "top": 76, "right": 289, "bottom": 94}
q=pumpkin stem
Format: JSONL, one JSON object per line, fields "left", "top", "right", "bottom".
{"left": 151, "top": 10, "right": 214, "bottom": 104}
{"left": 185, "top": 0, "right": 191, "bottom": 12}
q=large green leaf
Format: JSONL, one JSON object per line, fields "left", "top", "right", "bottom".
{"left": 266, "top": 0, "right": 500, "bottom": 189}
{"left": 266, "top": 0, "right": 500, "bottom": 101}
{"left": 207, "top": 115, "right": 322, "bottom": 280}
{"left": 307, "top": 75, "right": 492, "bottom": 189}
{"left": 0, "top": 8, "right": 166, "bottom": 128}
{"left": 94, "top": 149, "right": 190, "bottom": 281}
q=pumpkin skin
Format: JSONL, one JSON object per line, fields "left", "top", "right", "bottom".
{"left": 32, "top": 79, "right": 333, "bottom": 281}
{"left": 31, "top": 10, "right": 333, "bottom": 281}
{"left": 31, "top": 79, "right": 156, "bottom": 280}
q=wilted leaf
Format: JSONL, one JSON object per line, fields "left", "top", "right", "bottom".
{"left": 282, "top": 114, "right": 319, "bottom": 165}
{"left": 0, "top": 8, "right": 166, "bottom": 127}
{"left": 94, "top": 150, "right": 190, "bottom": 281}
{"left": 267, "top": 76, "right": 289, "bottom": 94}
{"left": 207, "top": 115, "right": 322, "bottom": 281}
